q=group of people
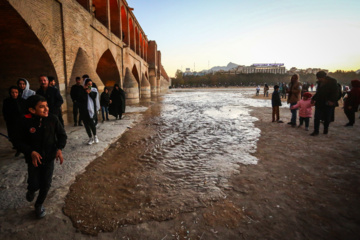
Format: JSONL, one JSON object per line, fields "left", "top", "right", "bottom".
{"left": 2, "top": 74, "right": 126, "bottom": 219}
{"left": 271, "top": 71, "right": 360, "bottom": 136}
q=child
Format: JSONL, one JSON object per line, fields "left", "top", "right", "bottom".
{"left": 271, "top": 85, "right": 282, "bottom": 122}
{"left": 16, "top": 95, "right": 67, "bottom": 219}
{"left": 256, "top": 85, "right": 260, "bottom": 96}
{"left": 100, "top": 87, "right": 111, "bottom": 122}
{"left": 290, "top": 92, "right": 313, "bottom": 131}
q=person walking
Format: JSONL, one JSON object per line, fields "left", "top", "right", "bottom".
{"left": 310, "top": 71, "right": 339, "bottom": 136}
{"left": 263, "top": 84, "right": 269, "bottom": 97}
{"left": 70, "top": 77, "right": 83, "bottom": 126}
{"left": 16, "top": 95, "right": 67, "bottom": 219}
{"left": 291, "top": 92, "right": 313, "bottom": 131}
{"left": 2, "top": 86, "right": 26, "bottom": 156}
{"left": 287, "top": 74, "right": 301, "bottom": 127}
{"left": 77, "top": 78, "right": 100, "bottom": 145}
{"left": 343, "top": 79, "right": 360, "bottom": 126}
{"left": 109, "top": 84, "right": 126, "bottom": 120}
{"left": 100, "top": 87, "right": 111, "bottom": 122}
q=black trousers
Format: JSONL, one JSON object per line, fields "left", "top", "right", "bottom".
{"left": 27, "top": 160, "right": 54, "bottom": 206}
{"left": 82, "top": 116, "right": 96, "bottom": 138}
{"left": 299, "top": 117, "right": 310, "bottom": 128}
{"left": 73, "top": 102, "right": 82, "bottom": 124}
{"left": 344, "top": 108, "right": 355, "bottom": 125}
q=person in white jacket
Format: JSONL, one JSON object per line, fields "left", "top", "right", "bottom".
{"left": 17, "top": 78, "right": 35, "bottom": 100}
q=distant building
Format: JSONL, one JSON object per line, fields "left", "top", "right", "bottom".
{"left": 227, "top": 63, "right": 286, "bottom": 74}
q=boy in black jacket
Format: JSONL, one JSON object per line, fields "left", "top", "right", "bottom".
{"left": 17, "top": 95, "right": 67, "bottom": 219}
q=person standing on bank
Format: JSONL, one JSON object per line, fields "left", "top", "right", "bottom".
{"left": 343, "top": 79, "right": 360, "bottom": 127}
{"left": 310, "top": 71, "right": 339, "bottom": 136}
{"left": 287, "top": 74, "right": 301, "bottom": 127}
{"left": 271, "top": 85, "right": 282, "bottom": 122}
{"left": 16, "top": 95, "right": 67, "bottom": 219}
{"left": 17, "top": 78, "right": 35, "bottom": 100}
{"left": 109, "top": 84, "right": 126, "bottom": 120}
{"left": 70, "top": 77, "right": 83, "bottom": 126}
{"left": 100, "top": 87, "right": 111, "bottom": 122}
{"left": 2, "top": 86, "right": 26, "bottom": 156}
{"left": 36, "top": 75, "right": 64, "bottom": 126}
{"left": 77, "top": 78, "right": 100, "bottom": 145}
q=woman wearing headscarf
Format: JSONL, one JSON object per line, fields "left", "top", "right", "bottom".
{"left": 109, "top": 84, "right": 126, "bottom": 120}
{"left": 287, "top": 74, "right": 301, "bottom": 127}
{"left": 77, "top": 78, "right": 100, "bottom": 145}
{"left": 2, "top": 86, "right": 26, "bottom": 156}
{"left": 17, "top": 78, "right": 35, "bottom": 100}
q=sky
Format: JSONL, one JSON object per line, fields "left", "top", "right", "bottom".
{"left": 129, "top": 0, "right": 360, "bottom": 77}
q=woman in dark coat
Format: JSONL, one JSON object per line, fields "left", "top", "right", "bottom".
{"left": 109, "top": 84, "right": 126, "bottom": 120}
{"left": 344, "top": 79, "right": 360, "bottom": 126}
{"left": 2, "top": 86, "right": 26, "bottom": 155}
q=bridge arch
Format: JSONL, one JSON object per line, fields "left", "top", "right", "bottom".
{"left": 75, "top": 0, "right": 89, "bottom": 10}
{"left": 0, "top": 0, "right": 57, "bottom": 99}
{"left": 93, "top": 0, "right": 108, "bottom": 27}
{"left": 129, "top": 18, "right": 135, "bottom": 51}
{"left": 96, "top": 49, "right": 121, "bottom": 88}
{"left": 110, "top": 0, "right": 120, "bottom": 38}
{"left": 121, "top": 6, "right": 128, "bottom": 45}
{"left": 131, "top": 65, "right": 140, "bottom": 85}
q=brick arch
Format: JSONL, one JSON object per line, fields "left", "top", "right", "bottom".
{"left": 0, "top": 0, "right": 57, "bottom": 103}
{"left": 131, "top": 65, "right": 140, "bottom": 85}
{"left": 121, "top": 6, "right": 128, "bottom": 45}
{"left": 110, "top": 0, "right": 120, "bottom": 38}
{"left": 129, "top": 18, "right": 135, "bottom": 51}
{"left": 93, "top": 0, "right": 108, "bottom": 27}
{"left": 75, "top": 0, "right": 89, "bottom": 10}
{"left": 96, "top": 49, "right": 121, "bottom": 87}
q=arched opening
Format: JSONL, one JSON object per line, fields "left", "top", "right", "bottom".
{"left": 0, "top": 1, "right": 57, "bottom": 109}
{"left": 129, "top": 18, "right": 135, "bottom": 51}
{"left": 142, "top": 39, "right": 146, "bottom": 60}
{"left": 92, "top": 0, "right": 108, "bottom": 28}
{"left": 120, "top": 6, "right": 128, "bottom": 44}
{"left": 110, "top": 0, "right": 120, "bottom": 38}
{"left": 76, "top": 0, "right": 89, "bottom": 10}
{"left": 131, "top": 65, "right": 140, "bottom": 85}
{"left": 139, "top": 33, "right": 143, "bottom": 58}
{"left": 96, "top": 49, "right": 121, "bottom": 87}
{"left": 135, "top": 27, "right": 139, "bottom": 55}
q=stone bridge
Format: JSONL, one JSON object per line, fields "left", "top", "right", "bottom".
{"left": 0, "top": 0, "right": 170, "bottom": 122}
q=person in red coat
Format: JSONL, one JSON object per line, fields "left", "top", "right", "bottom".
{"left": 343, "top": 79, "right": 360, "bottom": 126}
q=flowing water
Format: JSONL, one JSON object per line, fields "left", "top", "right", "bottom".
{"left": 65, "top": 88, "right": 277, "bottom": 234}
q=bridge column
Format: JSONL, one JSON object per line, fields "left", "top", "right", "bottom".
{"left": 123, "top": 67, "right": 139, "bottom": 103}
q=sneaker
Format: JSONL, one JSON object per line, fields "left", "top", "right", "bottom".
{"left": 35, "top": 204, "right": 46, "bottom": 219}
{"left": 26, "top": 190, "right": 35, "bottom": 202}
{"left": 94, "top": 135, "right": 99, "bottom": 143}
{"left": 87, "top": 137, "right": 94, "bottom": 145}
{"left": 310, "top": 131, "right": 319, "bottom": 136}
{"left": 305, "top": 127, "right": 309, "bottom": 131}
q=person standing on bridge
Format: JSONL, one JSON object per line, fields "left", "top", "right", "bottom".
{"left": 70, "top": 77, "right": 83, "bottom": 126}
{"left": 17, "top": 78, "right": 35, "bottom": 100}
{"left": 36, "top": 75, "right": 64, "bottom": 126}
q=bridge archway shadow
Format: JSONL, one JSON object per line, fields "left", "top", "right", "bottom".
{"left": 0, "top": 0, "right": 57, "bottom": 108}
{"left": 96, "top": 49, "right": 121, "bottom": 88}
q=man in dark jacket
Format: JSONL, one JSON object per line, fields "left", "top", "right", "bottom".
{"left": 36, "top": 75, "right": 64, "bottom": 126}
{"left": 310, "top": 71, "right": 339, "bottom": 136}
{"left": 70, "top": 77, "right": 83, "bottom": 126}
{"left": 16, "top": 95, "right": 67, "bottom": 219}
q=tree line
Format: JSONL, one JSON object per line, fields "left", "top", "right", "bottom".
{"left": 172, "top": 70, "right": 359, "bottom": 88}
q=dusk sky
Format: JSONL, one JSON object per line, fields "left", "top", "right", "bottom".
{"left": 130, "top": 0, "right": 360, "bottom": 77}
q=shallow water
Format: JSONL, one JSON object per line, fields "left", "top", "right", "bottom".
{"left": 65, "top": 88, "right": 278, "bottom": 234}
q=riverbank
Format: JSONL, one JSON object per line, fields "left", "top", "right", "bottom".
{"left": 1, "top": 90, "right": 359, "bottom": 240}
